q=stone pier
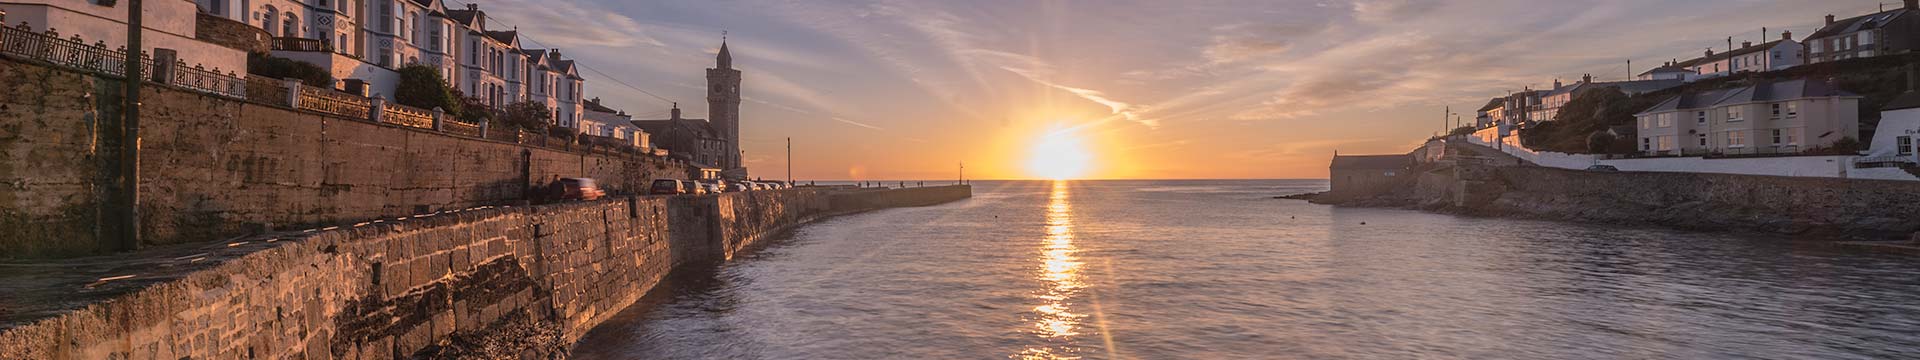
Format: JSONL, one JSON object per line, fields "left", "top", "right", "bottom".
{"left": 0, "top": 185, "right": 972, "bottom": 359}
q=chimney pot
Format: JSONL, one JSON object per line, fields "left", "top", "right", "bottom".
{"left": 1826, "top": 14, "right": 1836, "bottom": 25}
{"left": 1583, "top": 74, "right": 1592, "bottom": 83}
{"left": 1782, "top": 30, "right": 1793, "bottom": 41}
{"left": 1705, "top": 49, "right": 1715, "bottom": 57}
{"left": 467, "top": 4, "right": 478, "bottom": 10}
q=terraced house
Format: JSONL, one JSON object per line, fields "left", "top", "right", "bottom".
{"left": 1635, "top": 78, "right": 1862, "bottom": 156}
{"left": 193, "top": 0, "right": 589, "bottom": 129}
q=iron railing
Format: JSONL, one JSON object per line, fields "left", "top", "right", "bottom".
{"left": 0, "top": 21, "right": 245, "bottom": 99}
{"left": 381, "top": 102, "right": 434, "bottom": 129}
{"left": 296, "top": 84, "right": 372, "bottom": 119}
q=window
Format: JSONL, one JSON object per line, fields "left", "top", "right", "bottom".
{"left": 1698, "top": 134, "right": 1708, "bottom": 146}
{"left": 1726, "top": 106, "right": 1744, "bottom": 122}
{"left": 209, "top": 0, "right": 225, "bottom": 15}
{"left": 1772, "top": 129, "right": 1783, "bottom": 145}
{"left": 1787, "top": 128, "right": 1801, "bottom": 145}
{"left": 1727, "top": 131, "right": 1747, "bottom": 148}
{"left": 283, "top": 13, "right": 299, "bottom": 38}
{"left": 1771, "top": 103, "right": 1783, "bottom": 119}
{"left": 318, "top": 0, "right": 329, "bottom": 7}
{"left": 1697, "top": 111, "right": 1707, "bottom": 124}
{"left": 1640, "top": 116, "right": 1650, "bottom": 129}
{"left": 1657, "top": 136, "right": 1675, "bottom": 151}
{"left": 1785, "top": 102, "right": 1799, "bottom": 118}
{"left": 1772, "top": 50, "right": 1781, "bottom": 59}
{"left": 1657, "top": 113, "right": 1673, "bottom": 127}
{"left": 1901, "top": 136, "right": 1914, "bottom": 156}
{"left": 378, "top": 1, "right": 392, "bottom": 32}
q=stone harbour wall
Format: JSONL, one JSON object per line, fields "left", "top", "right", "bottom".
{"left": 0, "top": 56, "right": 688, "bottom": 258}
{"left": 0, "top": 185, "right": 972, "bottom": 359}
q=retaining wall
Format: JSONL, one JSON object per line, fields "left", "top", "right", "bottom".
{"left": 0, "top": 185, "right": 972, "bottom": 359}
{"left": 0, "top": 55, "right": 688, "bottom": 258}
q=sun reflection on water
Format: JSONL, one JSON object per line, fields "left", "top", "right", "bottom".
{"left": 1020, "top": 181, "right": 1090, "bottom": 359}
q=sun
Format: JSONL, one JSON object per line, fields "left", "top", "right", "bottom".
{"left": 1025, "top": 127, "right": 1094, "bottom": 180}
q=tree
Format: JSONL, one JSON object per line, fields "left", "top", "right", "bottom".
{"left": 1586, "top": 131, "right": 1615, "bottom": 154}
{"left": 499, "top": 101, "right": 553, "bottom": 131}
{"left": 394, "top": 65, "right": 461, "bottom": 118}
{"left": 246, "top": 53, "right": 331, "bottom": 87}
{"left": 454, "top": 95, "right": 492, "bottom": 124}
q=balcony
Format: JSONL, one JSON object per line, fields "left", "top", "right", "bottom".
{"left": 271, "top": 37, "right": 332, "bottom": 53}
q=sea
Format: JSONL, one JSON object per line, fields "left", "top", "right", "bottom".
{"left": 570, "top": 180, "right": 1920, "bottom": 359}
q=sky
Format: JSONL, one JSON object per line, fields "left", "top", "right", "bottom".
{"left": 469, "top": 0, "right": 1891, "bottom": 180}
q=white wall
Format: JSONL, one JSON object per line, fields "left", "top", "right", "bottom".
{"left": 1463, "top": 130, "right": 1918, "bottom": 181}
{"left": 1869, "top": 107, "right": 1920, "bottom": 161}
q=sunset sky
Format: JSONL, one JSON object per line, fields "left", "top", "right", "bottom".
{"left": 473, "top": 0, "right": 1886, "bottom": 180}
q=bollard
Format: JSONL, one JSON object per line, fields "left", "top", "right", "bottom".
{"left": 151, "top": 48, "right": 178, "bottom": 83}
{"left": 282, "top": 79, "right": 301, "bottom": 108}
{"left": 368, "top": 96, "right": 386, "bottom": 123}
{"left": 432, "top": 107, "right": 445, "bottom": 131}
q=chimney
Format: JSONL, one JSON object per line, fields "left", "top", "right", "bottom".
{"left": 1705, "top": 49, "right": 1715, "bottom": 57}
{"left": 1782, "top": 30, "right": 1793, "bottom": 41}
{"left": 1826, "top": 14, "right": 1836, "bottom": 25}
{"left": 1909, "top": 0, "right": 1918, "bottom": 11}
{"left": 1582, "top": 74, "right": 1592, "bottom": 83}
{"left": 467, "top": 4, "right": 478, "bottom": 11}
{"left": 1553, "top": 79, "right": 1562, "bottom": 88}
{"left": 1742, "top": 41, "right": 1753, "bottom": 49}
{"left": 671, "top": 103, "right": 682, "bottom": 120}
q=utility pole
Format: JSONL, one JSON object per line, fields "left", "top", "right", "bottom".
{"left": 959, "top": 162, "right": 965, "bottom": 185}
{"left": 115, "top": 0, "right": 144, "bottom": 252}
{"left": 1627, "top": 59, "right": 1632, "bottom": 80}
{"left": 786, "top": 137, "right": 792, "bottom": 186}
{"left": 1442, "top": 106, "right": 1450, "bottom": 135}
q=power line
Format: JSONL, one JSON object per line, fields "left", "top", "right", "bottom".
{"left": 441, "top": 0, "right": 678, "bottom": 107}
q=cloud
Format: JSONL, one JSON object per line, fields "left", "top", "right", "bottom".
{"left": 474, "top": 0, "right": 666, "bottom": 49}
{"left": 1001, "top": 66, "right": 1158, "bottom": 128}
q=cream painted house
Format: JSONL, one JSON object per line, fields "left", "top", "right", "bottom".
{"left": 1636, "top": 79, "right": 1861, "bottom": 156}
{"left": 2, "top": 0, "right": 248, "bottom": 71}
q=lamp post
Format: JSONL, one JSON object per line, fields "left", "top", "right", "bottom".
{"left": 115, "top": 0, "right": 144, "bottom": 251}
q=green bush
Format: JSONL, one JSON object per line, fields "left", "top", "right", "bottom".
{"left": 246, "top": 53, "right": 331, "bottom": 87}
{"left": 395, "top": 65, "right": 461, "bottom": 118}
{"left": 500, "top": 101, "right": 553, "bottom": 131}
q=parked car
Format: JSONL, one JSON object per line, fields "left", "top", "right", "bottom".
{"left": 558, "top": 178, "right": 606, "bottom": 201}
{"left": 728, "top": 182, "right": 753, "bottom": 192}
{"left": 697, "top": 181, "right": 720, "bottom": 194}
{"left": 1585, "top": 165, "right": 1620, "bottom": 172}
{"left": 650, "top": 179, "right": 688, "bottom": 195}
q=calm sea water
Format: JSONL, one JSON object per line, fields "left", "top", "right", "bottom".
{"left": 571, "top": 180, "right": 1920, "bottom": 359}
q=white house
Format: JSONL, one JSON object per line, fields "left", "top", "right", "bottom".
{"left": 1533, "top": 74, "right": 1683, "bottom": 122}
{"left": 1673, "top": 32, "right": 1804, "bottom": 80}
{"left": 1869, "top": 91, "right": 1920, "bottom": 164}
{"left": 1636, "top": 78, "right": 1861, "bottom": 156}
{"left": 2, "top": 0, "right": 247, "bottom": 71}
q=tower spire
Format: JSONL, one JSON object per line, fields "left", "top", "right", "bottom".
{"left": 716, "top": 31, "right": 733, "bottom": 69}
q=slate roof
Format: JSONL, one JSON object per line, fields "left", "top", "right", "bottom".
{"left": 1884, "top": 92, "right": 1920, "bottom": 111}
{"left": 486, "top": 31, "right": 518, "bottom": 44}
{"left": 1809, "top": 8, "right": 1916, "bottom": 40}
{"left": 1478, "top": 97, "right": 1504, "bottom": 112}
{"left": 1638, "top": 79, "right": 1859, "bottom": 114}
{"left": 1548, "top": 79, "right": 1685, "bottom": 98}
{"left": 584, "top": 98, "right": 619, "bottom": 114}
{"left": 1638, "top": 65, "right": 1692, "bottom": 76}
{"left": 445, "top": 9, "right": 481, "bottom": 26}
{"left": 1330, "top": 155, "right": 1410, "bottom": 170}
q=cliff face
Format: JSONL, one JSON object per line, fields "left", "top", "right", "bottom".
{"left": 1316, "top": 163, "right": 1920, "bottom": 241}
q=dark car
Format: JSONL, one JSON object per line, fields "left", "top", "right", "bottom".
{"left": 649, "top": 179, "right": 688, "bottom": 195}
{"left": 559, "top": 178, "right": 606, "bottom": 201}
{"left": 1585, "top": 165, "right": 1620, "bottom": 172}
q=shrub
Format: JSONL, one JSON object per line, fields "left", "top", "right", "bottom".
{"left": 395, "top": 65, "right": 461, "bottom": 118}
{"left": 246, "top": 53, "right": 331, "bottom": 87}
{"left": 500, "top": 102, "right": 553, "bottom": 131}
